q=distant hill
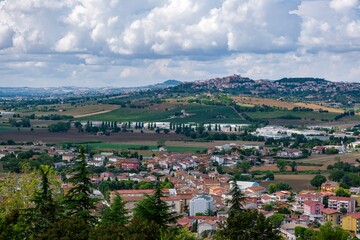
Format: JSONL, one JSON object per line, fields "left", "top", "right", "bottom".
{"left": 147, "top": 79, "right": 182, "bottom": 89}
{"left": 163, "top": 80, "right": 183, "bottom": 85}
{"left": 274, "top": 77, "right": 328, "bottom": 83}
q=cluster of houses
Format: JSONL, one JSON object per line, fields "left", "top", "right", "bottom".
{"left": 105, "top": 176, "right": 360, "bottom": 238}
{"left": 3, "top": 138, "right": 360, "bottom": 239}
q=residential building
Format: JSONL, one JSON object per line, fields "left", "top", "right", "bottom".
{"left": 296, "top": 192, "right": 323, "bottom": 206}
{"left": 321, "top": 208, "right": 341, "bottom": 226}
{"left": 321, "top": 181, "right": 339, "bottom": 193}
{"left": 190, "top": 195, "right": 213, "bottom": 216}
{"left": 328, "top": 196, "right": 356, "bottom": 213}
{"left": 303, "top": 200, "right": 323, "bottom": 216}
{"left": 197, "top": 220, "right": 217, "bottom": 236}
{"left": 342, "top": 212, "right": 360, "bottom": 235}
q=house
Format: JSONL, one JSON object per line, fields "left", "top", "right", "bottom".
{"left": 246, "top": 186, "right": 265, "bottom": 197}
{"left": 93, "top": 154, "right": 106, "bottom": 162}
{"left": 197, "top": 220, "right": 217, "bottom": 236}
{"left": 321, "top": 181, "right": 339, "bottom": 193}
{"left": 296, "top": 192, "right": 322, "bottom": 206}
{"left": 108, "top": 156, "right": 123, "bottom": 162}
{"left": 87, "top": 161, "right": 103, "bottom": 167}
{"left": 303, "top": 200, "right": 323, "bottom": 216}
{"left": 328, "top": 196, "right": 356, "bottom": 213}
{"left": 119, "top": 159, "right": 140, "bottom": 170}
{"left": 342, "top": 212, "right": 360, "bottom": 236}
{"left": 276, "top": 149, "right": 303, "bottom": 159}
{"left": 235, "top": 181, "right": 260, "bottom": 191}
{"left": 284, "top": 214, "right": 310, "bottom": 225}
{"left": 62, "top": 154, "right": 75, "bottom": 162}
{"left": 312, "top": 146, "right": 326, "bottom": 154}
{"left": 261, "top": 195, "right": 275, "bottom": 204}
{"left": 321, "top": 208, "right": 341, "bottom": 226}
{"left": 274, "top": 191, "right": 291, "bottom": 201}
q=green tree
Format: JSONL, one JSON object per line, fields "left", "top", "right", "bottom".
{"left": 311, "top": 221, "right": 350, "bottom": 240}
{"left": 29, "top": 165, "right": 60, "bottom": 235}
{"left": 237, "top": 160, "right": 252, "bottom": 173}
{"left": 268, "top": 183, "right": 277, "bottom": 194}
{"left": 226, "top": 178, "right": 245, "bottom": 216}
{"left": 37, "top": 217, "right": 91, "bottom": 240}
{"left": 267, "top": 213, "right": 285, "bottom": 228}
{"left": 289, "top": 161, "right": 297, "bottom": 172}
{"left": 133, "top": 183, "right": 178, "bottom": 228}
{"left": 276, "top": 159, "right": 287, "bottom": 172}
{"left": 101, "top": 194, "right": 129, "bottom": 226}
{"left": 275, "top": 182, "right": 292, "bottom": 191}
{"left": 64, "top": 147, "right": 98, "bottom": 225}
{"left": 335, "top": 187, "right": 351, "bottom": 197}
{"left": 311, "top": 175, "right": 327, "bottom": 189}
{"left": 216, "top": 209, "right": 281, "bottom": 240}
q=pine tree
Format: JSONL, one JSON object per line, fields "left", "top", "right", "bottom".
{"left": 30, "top": 165, "right": 59, "bottom": 233}
{"left": 133, "top": 183, "right": 178, "bottom": 228}
{"left": 226, "top": 177, "right": 245, "bottom": 216}
{"left": 64, "top": 147, "right": 98, "bottom": 225}
{"left": 101, "top": 194, "right": 128, "bottom": 226}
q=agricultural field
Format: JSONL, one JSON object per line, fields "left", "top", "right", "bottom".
{"left": 19, "top": 103, "right": 119, "bottom": 118}
{"left": 252, "top": 152, "right": 360, "bottom": 172}
{"left": 70, "top": 142, "right": 207, "bottom": 154}
{"left": 247, "top": 110, "right": 339, "bottom": 121}
{"left": 80, "top": 103, "right": 247, "bottom": 124}
{"left": 0, "top": 129, "right": 191, "bottom": 143}
{"left": 261, "top": 174, "right": 326, "bottom": 192}
{"left": 232, "top": 96, "right": 345, "bottom": 113}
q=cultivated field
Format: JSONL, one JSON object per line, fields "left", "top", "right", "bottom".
{"left": 80, "top": 104, "right": 247, "bottom": 124}
{"left": 261, "top": 174, "right": 327, "bottom": 192}
{"left": 232, "top": 96, "right": 344, "bottom": 113}
{"left": 247, "top": 110, "right": 339, "bottom": 121}
{"left": 19, "top": 103, "right": 119, "bottom": 118}
{"left": 0, "top": 128, "right": 191, "bottom": 143}
{"left": 252, "top": 153, "right": 360, "bottom": 172}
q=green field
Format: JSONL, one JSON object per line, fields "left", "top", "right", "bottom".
{"left": 80, "top": 104, "right": 247, "bottom": 124}
{"left": 247, "top": 110, "right": 339, "bottom": 121}
{"left": 72, "top": 142, "right": 206, "bottom": 153}
{"left": 0, "top": 126, "right": 16, "bottom": 132}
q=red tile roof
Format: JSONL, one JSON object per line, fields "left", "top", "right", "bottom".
{"left": 304, "top": 200, "right": 322, "bottom": 207}
{"left": 329, "top": 196, "right": 353, "bottom": 201}
{"left": 348, "top": 212, "right": 360, "bottom": 220}
{"left": 321, "top": 208, "right": 340, "bottom": 215}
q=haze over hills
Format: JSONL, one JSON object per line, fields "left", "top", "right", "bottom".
{"left": 0, "top": 79, "right": 183, "bottom": 97}
{"left": 1, "top": 75, "right": 360, "bottom": 106}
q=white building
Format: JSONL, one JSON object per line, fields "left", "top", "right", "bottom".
{"left": 189, "top": 195, "right": 213, "bottom": 216}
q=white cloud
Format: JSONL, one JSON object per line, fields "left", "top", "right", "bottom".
{"left": 0, "top": 0, "right": 359, "bottom": 86}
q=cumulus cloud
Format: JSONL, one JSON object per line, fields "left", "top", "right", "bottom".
{"left": 0, "top": 0, "right": 359, "bottom": 86}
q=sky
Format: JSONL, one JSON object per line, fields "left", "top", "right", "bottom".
{"left": 0, "top": 0, "right": 360, "bottom": 87}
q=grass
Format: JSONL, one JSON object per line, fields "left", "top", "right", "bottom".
{"left": 71, "top": 142, "right": 207, "bottom": 153}
{"left": 247, "top": 110, "right": 339, "bottom": 121}
{"left": 0, "top": 126, "right": 16, "bottom": 132}
{"left": 80, "top": 104, "right": 248, "bottom": 124}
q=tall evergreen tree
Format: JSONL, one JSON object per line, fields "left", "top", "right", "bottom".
{"left": 64, "top": 146, "right": 98, "bottom": 225}
{"left": 101, "top": 194, "right": 129, "bottom": 226}
{"left": 226, "top": 178, "right": 245, "bottom": 216}
{"left": 133, "top": 183, "right": 178, "bottom": 228}
{"left": 30, "top": 165, "right": 59, "bottom": 234}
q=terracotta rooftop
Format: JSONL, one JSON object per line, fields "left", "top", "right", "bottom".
{"left": 329, "top": 196, "right": 353, "bottom": 201}
{"left": 321, "top": 208, "right": 339, "bottom": 215}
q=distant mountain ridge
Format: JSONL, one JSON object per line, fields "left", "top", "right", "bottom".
{"left": 0, "top": 80, "right": 183, "bottom": 97}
